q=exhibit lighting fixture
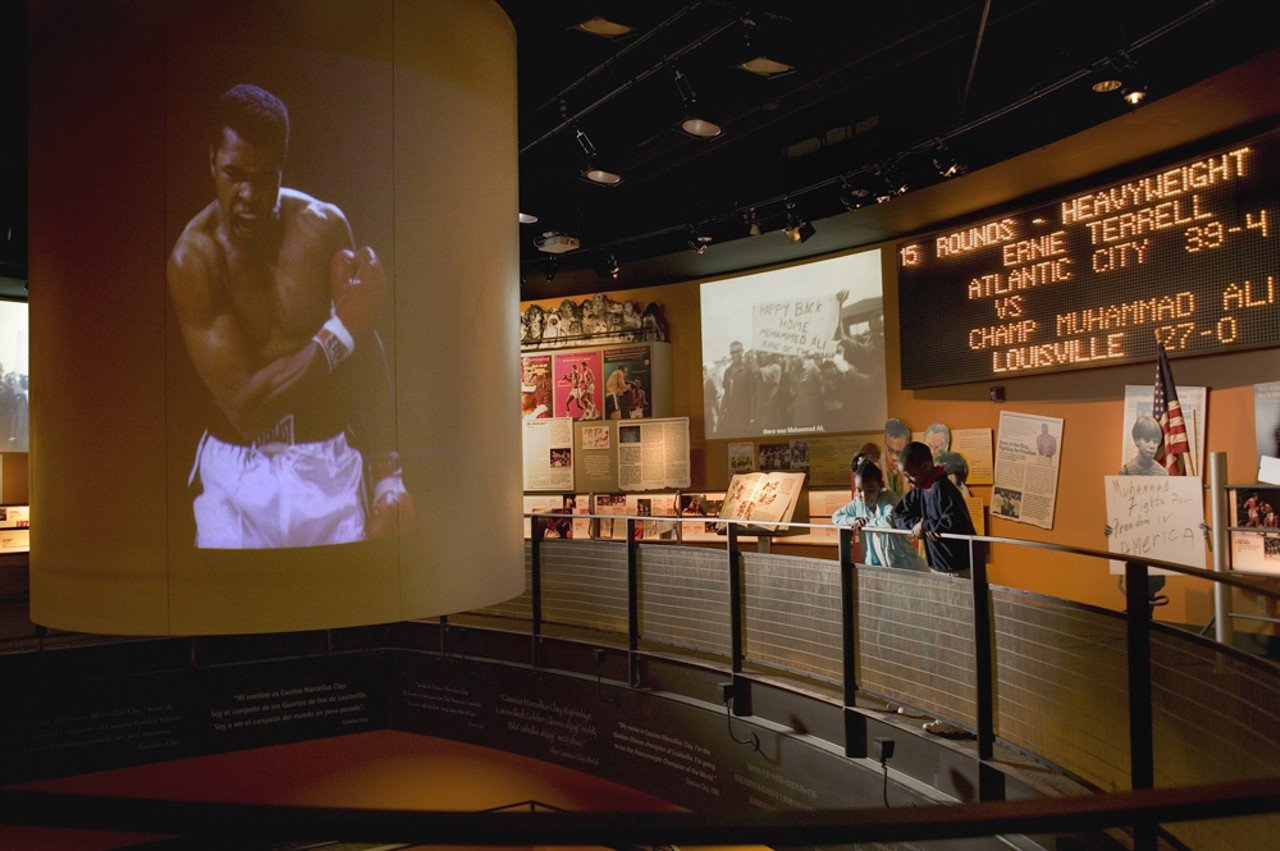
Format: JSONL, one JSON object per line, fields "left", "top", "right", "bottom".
{"left": 733, "top": 20, "right": 793, "bottom": 78}
{"left": 783, "top": 203, "right": 814, "bottom": 243}
{"left": 1121, "top": 82, "right": 1148, "bottom": 106}
{"left": 605, "top": 253, "right": 620, "bottom": 279}
{"left": 582, "top": 167, "right": 623, "bottom": 185}
{"left": 687, "top": 226, "right": 712, "bottom": 254}
{"left": 672, "top": 68, "right": 723, "bottom": 139}
{"left": 518, "top": 211, "right": 538, "bottom": 224}
{"left": 736, "top": 55, "right": 793, "bottom": 77}
{"left": 544, "top": 256, "right": 558, "bottom": 281}
{"left": 875, "top": 173, "right": 908, "bottom": 204}
{"left": 745, "top": 208, "right": 762, "bottom": 236}
{"left": 576, "top": 127, "right": 623, "bottom": 186}
{"left": 933, "top": 149, "right": 965, "bottom": 178}
{"left": 838, "top": 180, "right": 871, "bottom": 211}
{"left": 573, "top": 16, "right": 634, "bottom": 38}
{"left": 1091, "top": 77, "right": 1123, "bottom": 93}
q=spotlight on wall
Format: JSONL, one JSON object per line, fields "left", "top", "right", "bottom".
{"left": 874, "top": 736, "right": 896, "bottom": 807}
{"left": 672, "top": 68, "right": 723, "bottom": 139}
{"left": 604, "top": 253, "right": 620, "bottom": 279}
{"left": 594, "top": 647, "right": 619, "bottom": 704}
{"left": 544, "top": 256, "right": 558, "bottom": 281}
{"left": 718, "top": 681, "right": 761, "bottom": 752}
{"left": 745, "top": 208, "right": 762, "bottom": 236}
{"left": 518, "top": 211, "right": 539, "bottom": 224}
{"left": 783, "top": 203, "right": 815, "bottom": 243}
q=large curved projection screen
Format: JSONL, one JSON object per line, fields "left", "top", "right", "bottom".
{"left": 29, "top": 0, "right": 524, "bottom": 635}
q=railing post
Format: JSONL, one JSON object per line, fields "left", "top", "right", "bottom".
{"left": 626, "top": 517, "right": 640, "bottom": 687}
{"left": 727, "top": 523, "right": 751, "bottom": 715}
{"left": 971, "top": 539, "right": 995, "bottom": 760}
{"left": 839, "top": 526, "right": 866, "bottom": 758}
{"left": 1208, "top": 451, "right": 1233, "bottom": 647}
{"left": 971, "top": 538, "right": 1004, "bottom": 801}
{"left": 530, "top": 515, "right": 544, "bottom": 668}
{"left": 1125, "top": 559, "right": 1157, "bottom": 851}
{"left": 838, "top": 527, "right": 859, "bottom": 705}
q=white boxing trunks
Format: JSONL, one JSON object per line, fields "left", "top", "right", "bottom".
{"left": 192, "top": 431, "right": 366, "bottom": 549}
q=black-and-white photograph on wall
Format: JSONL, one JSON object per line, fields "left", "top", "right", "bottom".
{"left": 700, "top": 249, "right": 887, "bottom": 440}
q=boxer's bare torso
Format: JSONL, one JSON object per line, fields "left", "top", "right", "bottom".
{"left": 169, "top": 189, "right": 352, "bottom": 440}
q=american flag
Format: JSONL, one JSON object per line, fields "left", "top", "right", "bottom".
{"left": 1153, "top": 344, "right": 1190, "bottom": 475}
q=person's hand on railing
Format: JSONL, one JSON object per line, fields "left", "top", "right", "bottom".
{"left": 909, "top": 520, "right": 939, "bottom": 543}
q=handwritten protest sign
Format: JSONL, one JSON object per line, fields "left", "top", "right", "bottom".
{"left": 1105, "top": 475, "right": 1205, "bottom": 575}
{"left": 751, "top": 295, "right": 839, "bottom": 357}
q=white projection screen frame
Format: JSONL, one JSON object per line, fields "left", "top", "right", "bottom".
{"left": 29, "top": 0, "right": 524, "bottom": 635}
{"left": 700, "top": 249, "right": 888, "bottom": 440}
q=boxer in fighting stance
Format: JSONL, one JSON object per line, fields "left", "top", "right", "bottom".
{"left": 168, "top": 84, "right": 412, "bottom": 548}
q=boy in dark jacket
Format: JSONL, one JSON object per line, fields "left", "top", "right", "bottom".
{"left": 892, "top": 441, "right": 980, "bottom": 574}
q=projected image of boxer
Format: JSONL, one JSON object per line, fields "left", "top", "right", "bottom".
{"left": 168, "top": 84, "right": 412, "bottom": 548}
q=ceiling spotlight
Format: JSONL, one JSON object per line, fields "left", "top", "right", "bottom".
{"left": 1091, "top": 78, "right": 1123, "bottom": 93}
{"left": 582, "top": 167, "right": 623, "bottom": 186}
{"left": 572, "top": 16, "right": 634, "bottom": 38}
{"left": 783, "top": 203, "right": 815, "bottom": 244}
{"left": 1121, "top": 83, "right": 1148, "bottom": 106}
{"left": 736, "top": 55, "right": 794, "bottom": 77}
{"left": 575, "top": 127, "right": 623, "bottom": 186}
{"left": 534, "top": 231, "right": 580, "bottom": 254}
{"left": 679, "top": 117, "right": 723, "bottom": 139}
{"left": 838, "top": 180, "right": 871, "bottom": 211}
{"left": 544, "top": 257, "right": 558, "bottom": 281}
{"left": 605, "top": 253, "right": 620, "bottom": 279}
{"left": 875, "top": 174, "right": 908, "bottom": 203}
{"left": 672, "top": 68, "right": 723, "bottom": 139}
{"left": 518, "top": 211, "right": 539, "bottom": 224}
{"left": 687, "top": 226, "right": 712, "bottom": 254}
{"left": 575, "top": 127, "right": 597, "bottom": 159}
{"left": 933, "top": 155, "right": 965, "bottom": 178}
{"left": 745, "top": 208, "right": 762, "bottom": 236}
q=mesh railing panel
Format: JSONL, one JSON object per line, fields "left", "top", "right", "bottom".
{"left": 741, "top": 553, "right": 842, "bottom": 683}
{"left": 538, "top": 540, "right": 629, "bottom": 635}
{"left": 1150, "top": 627, "right": 1280, "bottom": 850}
{"left": 637, "top": 544, "right": 731, "bottom": 657}
{"left": 991, "top": 590, "right": 1131, "bottom": 792}
{"left": 857, "top": 567, "right": 977, "bottom": 725}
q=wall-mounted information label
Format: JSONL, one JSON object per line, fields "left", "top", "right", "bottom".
{"left": 898, "top": 131, "right": 1279, "bottom": 388}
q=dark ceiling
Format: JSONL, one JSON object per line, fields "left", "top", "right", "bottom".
{"left": 502, "top": 0, "right": 1278, "bottom": 299}
{"left": 5, "top": 2, "right": 1276, "bottom": 301}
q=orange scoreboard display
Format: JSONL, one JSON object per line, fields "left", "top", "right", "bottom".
{"left": 897, "top": 131, "right": 1279, "bottom": 388}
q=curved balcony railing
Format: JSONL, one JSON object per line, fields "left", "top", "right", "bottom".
{"left": 466, "top": 502, "right": 1280, "bottom": 851}
{"left": 3, "top": 467, "right": 1280, "bottom": 849}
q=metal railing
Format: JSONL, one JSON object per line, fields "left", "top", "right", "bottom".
{"left": 509, "top": 502, "right": 1280, "bottom": 851}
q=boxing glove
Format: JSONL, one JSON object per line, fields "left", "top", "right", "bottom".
{"left": 368, "top": 452, "right": 414, "bottom": 539}
{"left": 330, "top": 246, "right": 387, "bottom": 339}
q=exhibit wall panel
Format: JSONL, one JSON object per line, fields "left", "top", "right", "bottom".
{"left": 30, "top": 0, "right": 522, "bottom": 635}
